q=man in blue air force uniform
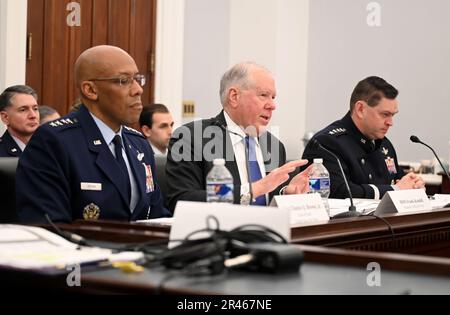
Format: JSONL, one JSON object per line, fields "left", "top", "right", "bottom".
{"left": 0, "top": 85, "right": 40, "bottom": 157}
{"left": 16, "top": 45, "right": 170, "bottom": 223}
{"left": 302, "top": 76, "right": 425, "bottom": 200}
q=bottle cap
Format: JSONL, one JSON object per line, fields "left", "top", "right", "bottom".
{"left": 213, "top": 158, "right": 226, "bottom": 166}
{"left": 313, "top": 158, "right": 323, "bottom": 164}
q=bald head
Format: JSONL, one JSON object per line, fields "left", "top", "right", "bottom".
{"left": 75, "top": 45, "right": 135, "bottom": 88}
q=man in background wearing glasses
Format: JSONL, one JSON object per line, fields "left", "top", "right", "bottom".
{"left": 17, "top": 45, "right": 171, "bottom": 223}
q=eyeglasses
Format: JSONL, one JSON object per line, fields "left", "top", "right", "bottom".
{"left": 89, "top": 74, "right": 146, "bottom": 87}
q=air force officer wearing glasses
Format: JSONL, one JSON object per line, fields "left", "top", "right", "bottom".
{"left": 16, "top": 45, "right": 171, "bottom": 223}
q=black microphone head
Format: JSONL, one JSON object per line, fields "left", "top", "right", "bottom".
{"left": 410, "top": 135, "right": 420, "bottom": 143}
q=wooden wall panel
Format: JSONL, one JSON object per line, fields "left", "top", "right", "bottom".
{"left": 92, "top": 0, "right": 108, "bottom": 45}
{"left": 108, "top": 0, "right": 131, "bottom": 51}
{"left": 26, "top": 0, "right": 45, "bottom": 102}
{"left": 26, "top": 0, "right": 157, "bottom": 115}
{"left": 41, "top": 0, "right": 72, "bottom": 114}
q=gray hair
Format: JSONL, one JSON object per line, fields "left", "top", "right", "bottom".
{"left": 219, "top": 62, "right": 270, "bottom": 106}
{"left": 0, "top": 85, "right": 38, "bottom": 111}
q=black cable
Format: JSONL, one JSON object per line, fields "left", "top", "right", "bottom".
{"left": 362, "top": 213, "right": 396, "bottom": 244}
{"left": 44, "top": 214, "right": 88, "bottom": 247}
{"left": 142, "top": 216, "right": 290, "bottom": 275}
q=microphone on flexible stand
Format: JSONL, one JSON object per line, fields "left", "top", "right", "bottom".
{"left": 410, "top": 135, "right": 450, "bottom": 180}
{"left": 310, "top": 139, "right": 360, "bottom": 219}
{"left": 213, "top": 120, "right": 254, "bottom": 202}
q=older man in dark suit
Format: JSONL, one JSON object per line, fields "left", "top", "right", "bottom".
{"left": 16, "top": 45, "right": 170, "bottom": 223}
{"left": 166, "top": 62, "right": 311, "bottom": 212}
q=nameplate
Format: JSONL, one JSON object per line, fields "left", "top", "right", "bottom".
{"left": 375, "top": 189, "right": 432, "bottom": 215}
{"left": 270, "top": 194, "right": 329, "bottom": 226}
{"left": 170, "top": 202, "right": 291, "bottom": 247}
{"left": 80, "top": 182, "right": 102, "bottom": 191}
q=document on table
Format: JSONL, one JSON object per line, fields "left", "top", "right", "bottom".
{"left": 431, "top": 194, "right": 450, "bottom": 210}
{"left": 0, "top": 225, "right": 142, "bottom": 271}
{"left": 328, "top": 199, "right": 381, "bottom": 217}
{"left": 136, "top": 217, "right": 174, "bottom": 227}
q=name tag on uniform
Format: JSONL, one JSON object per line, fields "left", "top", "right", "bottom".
{"left": 143, "top": 164, "right": 155, "bottom": 193}
{"left": 81, "top": 182, "right": 102, "bottom": 191}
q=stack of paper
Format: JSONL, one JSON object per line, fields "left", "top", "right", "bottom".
{"left": 0, "top": 225, "right": 142, "bottom": 270}
{"left": 328, "top": 198, "right": 380, "bottom": 217}
{"left": 431, "top": 194, "right": 450, "bottom": 210}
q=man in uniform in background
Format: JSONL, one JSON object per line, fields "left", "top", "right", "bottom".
{"left": 38, "top": 105, "right": 61, "bottom": 125}
{"left": 302, "top": 76, "right": 424, "bottom": 199}
{"left": 0, "top": 85, "right": 40, "bottom": 157}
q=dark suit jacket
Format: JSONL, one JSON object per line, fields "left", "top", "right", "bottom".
{"left": 302, "top": 112, "right": 404, "bottom": 199}
{"left": 17, "top": 105, "right": 171, "bottom": 223}
{"left": 0, "top": 130, "right": 22, "bottom": 157}
{"left": 166, "top": 111, "right": 287, "bottom": 212}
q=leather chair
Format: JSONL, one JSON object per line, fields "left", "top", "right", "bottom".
{"left": 0, "top": 157, "right": 19, "bottom": 223}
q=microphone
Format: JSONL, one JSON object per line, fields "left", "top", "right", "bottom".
{"left": 45, "top": 214, "right": 89, "bottom": 247}
{"left": 213, "top": 120, "right": 254, "bottom": 203}
{"left": 310, "top": 139, "right": 359, "bottom": 219}
{"left": 410, "top": 135, "right": 450, "bottom": 180}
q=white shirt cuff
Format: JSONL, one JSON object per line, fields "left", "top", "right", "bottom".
{"left": 369, "top": 184, "right": 381, "bottom": 200}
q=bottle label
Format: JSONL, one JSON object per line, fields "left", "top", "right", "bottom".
{"left": 309, "top": 178, "right": 330, "bottom": 191}
{"left": 207, "top": 183, "right": 234, "bottom": 202}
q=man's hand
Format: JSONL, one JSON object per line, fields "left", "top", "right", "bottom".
{"left": 396, "top": 172, "right": 426, "bottom": 190}
{"left": 283, "top": 164, "right": 314, "bottom": 195}
{"left": 252, "top": 160, "right": 309, "bottom": 198}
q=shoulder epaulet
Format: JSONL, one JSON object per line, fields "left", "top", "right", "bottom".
{"left": 123, "top": 126, "right": 144, "bottom": 137}
{"left": 48, "top": 118, "right": 79, "bottom": 130}
{"left": 327, "top": 128, "right": 347, "bottom": 137}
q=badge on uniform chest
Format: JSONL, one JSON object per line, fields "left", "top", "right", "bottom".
{"left": 143, "top": 163, "right": 155, "bottom": 193}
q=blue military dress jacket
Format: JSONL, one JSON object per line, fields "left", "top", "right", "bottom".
{"left": 0, "top": 130, "right": 22, "bottom": 157}
{"left": 17, "top": 104, "right": 171, "bottom": 223}
{"left": 302, "top": 112, "right": 404, "bottom": 199}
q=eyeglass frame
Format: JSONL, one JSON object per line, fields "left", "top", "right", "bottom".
{"left": 88, "top": 74, "right": 147, "bottom": 87}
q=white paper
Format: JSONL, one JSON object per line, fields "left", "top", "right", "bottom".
{"left": 328, "top": 198, "right": 380, "bottom": 217}
{"left": 431, "top": 194, "right": 450, "bottom": 209}
{"left": 0, "top": 225, "right": 142, "bottom": 270}
{"left": 375, "top": 189, "right": 432, "bottom": 215}
{"left": 271, "top": 194, "right": 329, "bottom": 226}
{"left": 136, "top": 217, "right": 174, "bottom": 226}
{"left": 170, "top": 201, "right": 291, "bottom": 246}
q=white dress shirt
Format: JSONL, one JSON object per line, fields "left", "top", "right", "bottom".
{"left": 223, "top": 111, "right": 268, "bottom": 202}
{"left": 90, "top": 113, "right": 139, "bottom": 212}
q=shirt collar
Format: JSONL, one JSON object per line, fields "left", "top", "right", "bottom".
{"left": 90, "top": 112, "right": 123, "bottom": 147}
{"left": 223, "top": 111, "right": 260, "bottom": 147}
{"left": 150, "top": 142, "right": 167, "bottom": 156}
{"left": 10, "top": 134, "right": 26, "bottom": 152}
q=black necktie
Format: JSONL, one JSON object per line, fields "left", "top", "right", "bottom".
{"left": 112, "top": 135, "right": 131, "bottom": 203}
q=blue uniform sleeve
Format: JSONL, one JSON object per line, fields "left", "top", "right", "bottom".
{"left": 16, "top": 126, "right": 73, "bottom": 223}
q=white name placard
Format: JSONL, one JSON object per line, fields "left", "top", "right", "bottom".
{"left": 375, "top": 189, "right": 432, "bottom": 215}
{"left": 170, "top": 201, "right": 291, "bottom": 246}
{"left": 270, "top": 194, "right": 330, "bottom": 226}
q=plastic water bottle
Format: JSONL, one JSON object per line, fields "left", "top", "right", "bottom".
{"left": 206, "top": 159, "right": 234, "bottom": 203}
{"left": 308, "top": 158, "right": 331, "bottom": 215}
